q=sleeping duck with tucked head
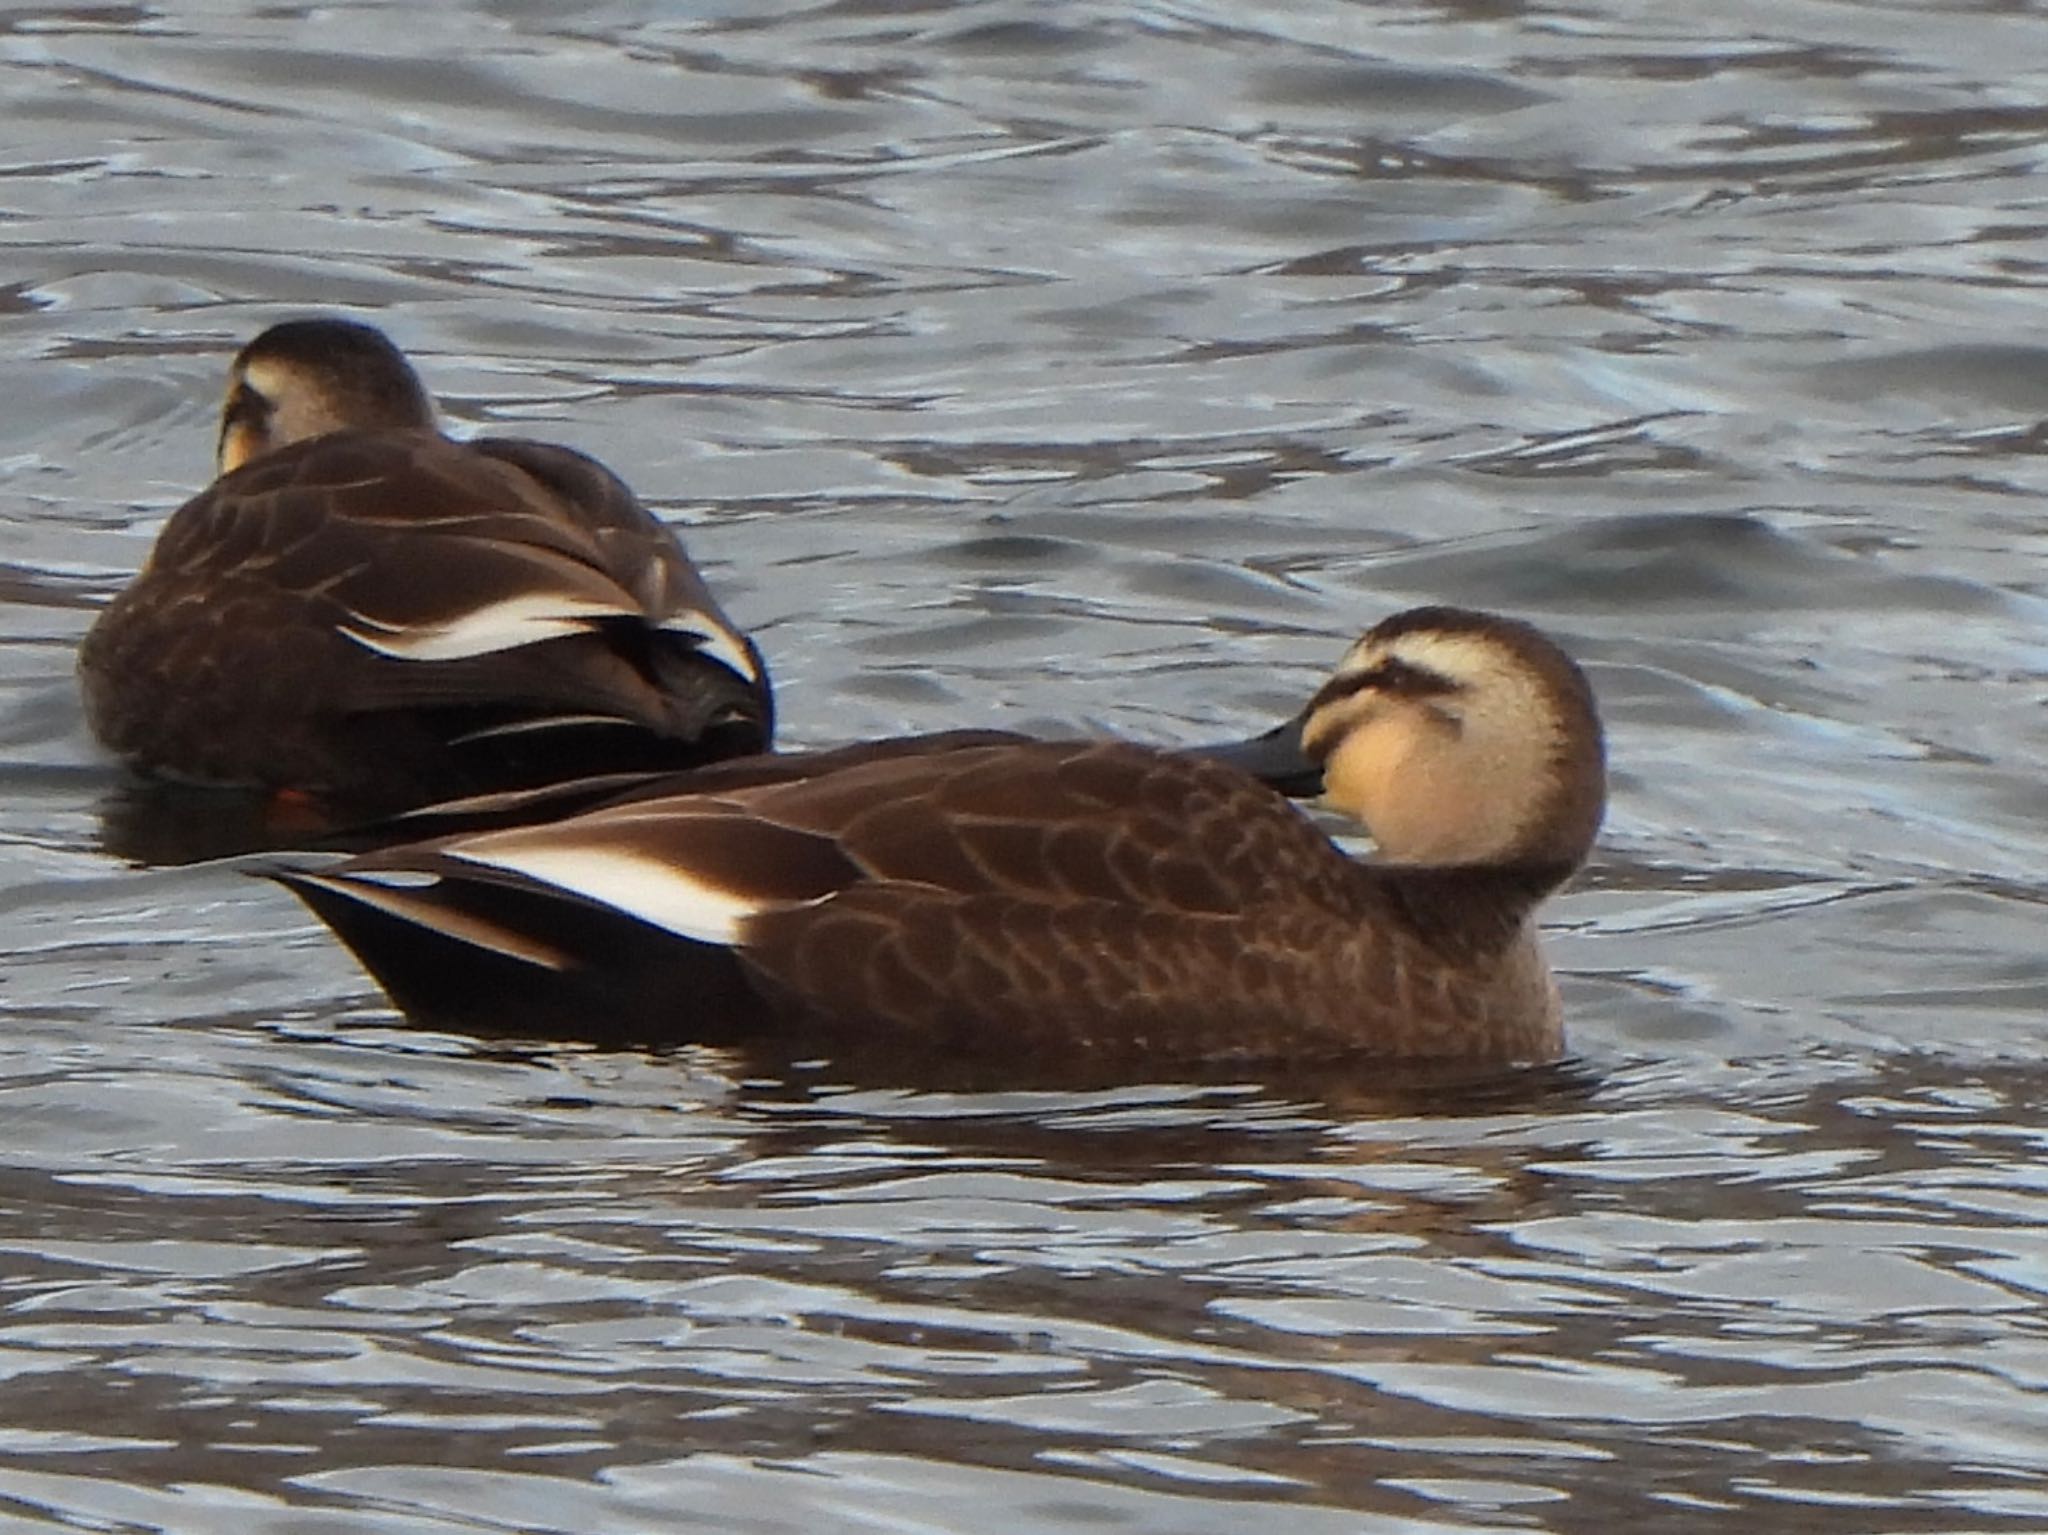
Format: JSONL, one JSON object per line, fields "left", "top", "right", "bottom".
{"left": 79, "top": 318, "right": 772, "bottom": 820}
{"left": 267, "top": 606, "right": 1606, "bottom": 1072}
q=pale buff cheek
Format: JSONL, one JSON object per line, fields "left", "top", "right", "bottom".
{"left": 1326, "top": 724, "right": 1515, "bottom": 864}
{"left": 1319, "top": 744, "right": 1373, "bottom": 831}
{"left": 217, "top": 418, "right": 267, "bottom": 475}
{"left": 1379, "top": 757, "right": 1501, "bottom": 863}
{"left": 1352, "top": 753, "right": 1465, "bottom": 862}
{"left": 1321, "top": 721, "right": 1412, "bottom": 847}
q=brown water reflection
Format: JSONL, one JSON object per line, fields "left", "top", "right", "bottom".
{"left": 2, "top": 0, "right": 2046, "bottom": 1530}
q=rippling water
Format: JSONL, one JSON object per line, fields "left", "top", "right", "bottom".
{"left": 3, "top": 2, "right": 2046, "bottom": 1530}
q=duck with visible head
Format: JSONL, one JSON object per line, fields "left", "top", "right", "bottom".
{"left": 79, "top": 317, "right": 772, "bottom": 820}
{"left": 266, "top": 606, "right": 1606, "bottom": 1070}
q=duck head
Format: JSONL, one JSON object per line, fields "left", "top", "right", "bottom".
{"left": 217, "top": 318, "right": 437, "bottom": 474}
{"left": 1207, "top": 607, "right": 1606, "bottom": 870}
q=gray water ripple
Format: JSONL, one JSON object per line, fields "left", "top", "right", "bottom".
{"left": 2, "top": 0, "right": 2047, "bottom": 1529}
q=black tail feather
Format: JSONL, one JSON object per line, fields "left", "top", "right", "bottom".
{"left": 271, "top": 865, "right": 765, "bottom": 1046}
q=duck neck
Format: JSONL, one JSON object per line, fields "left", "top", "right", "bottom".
{"left": 1368, "top": 861, "right": 1578, "bottom": 958}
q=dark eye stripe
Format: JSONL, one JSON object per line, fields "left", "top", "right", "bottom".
{"left": 1307, "top": 657, "right": 1460, "bottom": 713}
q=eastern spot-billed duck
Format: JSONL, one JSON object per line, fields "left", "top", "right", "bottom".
{"left": 265, "top": 606, "right": 1605, "bottom": 1069}
{"left": 79, "top": 317, "right": 772, "bottom": 817}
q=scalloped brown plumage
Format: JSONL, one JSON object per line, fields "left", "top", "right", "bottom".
{"left": 269, "top": 607, "right": 1607, "bottom": 1073}
{"left": 79, "top": 318, "right": 772, "bottom": 815}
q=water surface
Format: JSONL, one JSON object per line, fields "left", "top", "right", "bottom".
{"left": 2, "top": 2, "right": 2045, "bottom": 1530}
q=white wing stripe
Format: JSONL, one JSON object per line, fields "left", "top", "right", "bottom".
{"left": 450, "top": 844, "right": 803, "bottom": 945}
{"left": 661, "top": 614, "right": 762, "bottom": 687}
{"left": 290, "top": 871, "right": 571, "bottom": 971}
{"left": 339, "top": 592, "right": 762, "bottom": 686}
{"left": 341, "top": 594, "right": 635, "bottom": 661}
{"left": 451, "top": 714, "right": 636, "bottom": 744}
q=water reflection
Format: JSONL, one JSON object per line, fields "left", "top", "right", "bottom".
{"left": 91, "top": 781, "right": 340, "bottom": 865}
{"left": 4, "top": 1033, "right": 2044, "bottom": 1528}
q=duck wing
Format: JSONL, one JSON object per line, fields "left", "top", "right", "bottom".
{"left": 268, "top": 739, "right": 1378, "bottom": 1053}
{"left": 338, "top": 738, "right": 1346, "bottom": 923}
{"left": 81, "top": 429, "right": 771, "bottom": 806}
{"left": 358, "top": 729, "right": 1036, "bottom": 841}
{"left": 468, "top": 437, "right": 766, "bottom": 697}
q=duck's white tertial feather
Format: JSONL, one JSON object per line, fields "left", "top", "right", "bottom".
{"left": 663, "top": 616, "right": 764, "bottom": 688}
{"left": 447, "top": 811, "right": 841, "bottom": 945}
{"left": 341, "top": 593, "right": 637, "bottom": 662}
